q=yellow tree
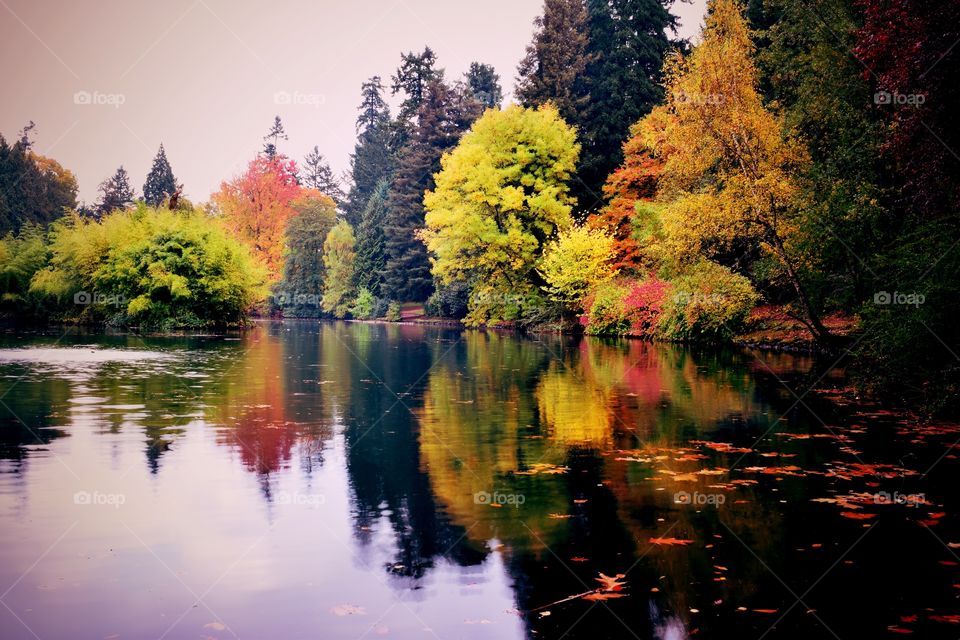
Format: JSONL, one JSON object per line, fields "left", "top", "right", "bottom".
{"left": 637, "top": 0, "right": 829, "bottom": 341}
{"left": 421, "top": 104, "right": 580, "bottom": 326}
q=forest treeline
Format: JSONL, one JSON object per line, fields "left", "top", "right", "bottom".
{"left": 0, "top": 0, "right": 957, "bottom": 411}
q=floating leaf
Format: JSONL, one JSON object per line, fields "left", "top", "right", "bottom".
{"left": 649, "top": 537, "right": 694, "bottom": 546}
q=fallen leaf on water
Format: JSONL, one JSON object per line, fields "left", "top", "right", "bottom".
{"left": 570, "top": 557, "right": 589, "bottom": 562}
{"left": 887, "top": 626, "right": 913, "bottom": 634}
{"left": 204, "top": 622, "right": 226, "bottom": 631}
{"left": 840, "top": 511, "right": 876, "bottom": 520}
{"left": 649, "top": 537, "right": 694, "bottom": 546}
{"left": 583, "top": 592, "right": 626, "bottom": 602}
{"left": 548, "top": 513, "right": 573, "bottom": 519}
{"left": 331, "top": 604, "right": 367, "bottom": 616}
{"left": 930, "top": 614, "right": 960, "bottom": 623}
{"left": 752, "top": 609, "right": 778, "bottom": 614}
{"left": 595, "top": 573, "right": 627, "bottom": 591}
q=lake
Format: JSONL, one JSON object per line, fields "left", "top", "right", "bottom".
{"left": 0, "top": 321, "right": 957, "bottom": 639}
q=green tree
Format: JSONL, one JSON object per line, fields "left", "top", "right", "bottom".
{"left": 354, "top": 178, "right": 390, "bottom": 297}
{"left": 301, "top": 146, "right": 344, "bottom": 203}
{"left": 515, "top": 0, "right": 591, "bottom": 126}
{"left": 277, "top": 191, "right": 338, "bottom": 317}
{"left": 262, "top": 115, "right": 287, "bottom": 159}
{"left": 142, "top": 144, "right": 178, "bottom": 207}
{"left": 96, "top": 166, "right": 135, "bottom": 215}
{"left": 422, "top": 104, "right": 580, "bottom": 325}
{"left": 344, "top": 77, "right": 394, "bottom": 227}
{"left": 391, "top": 47, "right": 441, "bottom": 148}
{"left": 321, "top": 219, "right": 356, "bottom": 318}
{"left": 383, "top": 80, "right": 475, "bottom": 302}
{"left": 579, "top": 0, "right": 676, "bottom": 212}
{"left": 539, "top": 225, "right": 616, "bottom": 307}
{"left": 464, "top": 62, "right": 503, "bottom": 109}
{"left": 0, "top": 130, "right": 78, "bottom": 233}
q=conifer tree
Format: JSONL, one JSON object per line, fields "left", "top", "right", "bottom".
{"left": 96, "top": 166, "right": 135, "bottom": 214}
{"left": 142, "top": 144, "right": 177, "bottom": 207}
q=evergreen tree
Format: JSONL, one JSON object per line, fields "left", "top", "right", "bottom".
{"left": 383, "top": 80, "right": 475, "bottom": 302}
{"left": 464, "top": 62, "right": 503, "bottom": 109}
{"left": 142, "top": 144, "right": 178, "bottom": 207}
{"left": 0, "top": 128, "right": 78, "bottom": 233}
{"left": 515, "top": 0, "right": 591, "bottom": 125}
{"left": 343, "top": 77, "right": 394, "bottom": 227}
{"left": 353, "top": 178, "right": 390, "bottom": 298}
{"left": 390, "top": 47, "right": 442, "bottom": 148}
{"left": 262, "top": 115, "right": 288, "bottom": 159}
{"left": 96, "top": 166, "right": 135, "bottom": 214}
{"left": 277, "top": 192, "right": 338, "bottom": 317}
{"left": 579, "top": 0, "right": 676, "bottom": 212}
{"left": 301, "top": 146, "right": 344, "bottom": 203}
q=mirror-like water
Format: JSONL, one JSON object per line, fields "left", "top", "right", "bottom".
{"left": 0, "top": 321, "right": 956, "bottom": 639}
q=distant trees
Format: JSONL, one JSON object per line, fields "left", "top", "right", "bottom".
{"left": 353, "top": 178, "right": 389, "bottom": 298}
{"left": 277, "top": 191, "right": 338, "bottom": 316}
{"left": 142, "top": 144, "right": 178, "bottom": 207}
{"left": 262, "top": 116, "right": 288, "bottom": 159}
{"left": 464, "top": 62, "right": 503, "bottom": 108}
{"left": 96, "top": 166, "right": 135, "bottom": 215}
{"left": 301, "top": 146, "right": 344, "bottom": 203}
{"left": 391, "top": 47, "right": 441, "bottom": 146}
{"left": 0, "top": 127, "right": 78, "bottom": 233}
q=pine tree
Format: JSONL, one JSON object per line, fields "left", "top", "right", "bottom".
{"left": 263, "top": 115, "right": 288, "bottom": 159}
{"left": 354, "top": 178, "right": 390, "bottom": 298}
{"left": 278, "top": 192, "right": 338, "bottom": 317}
{"left": 390, "top": 47, "right": 442, "bottom": 149}
{"left": 0, "top": 127, "right": 77, "bottom": 233}
{"left": 301, "top": 146, "right": 344, "bottom": 203}
{"left": 343, "top": 77, "right": 394, "bottom": 227}
{"left": 96, "top": 166, "right": 135, "bottom": 214}
{"left": 383, "top": 80, "right": 473, "bottom": 302}
{"left": 142, "top": 144, "right": 178, "bottom": 207}
{"left": 515, "top": 0, "right": 591, "bottom": 126}
{"left": 464, "top": 62, "right": 503, "bottom": 109}
{"left": 578, "top": 0, "right": 676, "bottom": 213}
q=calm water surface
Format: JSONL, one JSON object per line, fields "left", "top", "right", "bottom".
{"left": 0, "top": 321, "right": 958, "bottom": 639}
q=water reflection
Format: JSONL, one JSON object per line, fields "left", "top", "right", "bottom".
{"left": 0, "top": 322, "right": 956, "bottom": 639}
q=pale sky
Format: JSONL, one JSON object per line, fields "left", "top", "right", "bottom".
{"left": 0, "top": 0, "right": 707, "bottom": 205}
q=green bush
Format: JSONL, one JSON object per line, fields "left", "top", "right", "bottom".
{"left": 30, "top": 205, "right": 266, "bottom": 328}
{"left": 385, "top": 301, "right": 402, "bottom": 322}
{"left": 349, "top": 287, "right": 379, "bottom": 319}
{"left": 0, "top": 223, "right": 49, "bottom": 316}
{"left": 659, "top": 261, "right": 759, "bottom": 341}
{"left": 582, "top": 280, "right": 631, "bottom": 336}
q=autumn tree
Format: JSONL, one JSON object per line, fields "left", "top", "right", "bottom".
{"left": 321, "top": 219, "right": 356, "bottom": 318}
{"left": 343, "top": 76, "right": 394, "bottom": 227}
{"left": 515, "top": 0, "right": 591, "bottom": 126}
{"left": 422, "top": 104, "right": 580, "bottom": 325}
{"left": 539, "top": 225, "right": 616, "bottom": 308}
{"left": 96, "top": 166, "right": 135, "bottom": 215}
{"left": 143, "top": 144, "right": 178, "bottom": 207}
{"left": 212, "top": 155, "right": 301, "bottom": 280}
{"left": 636, "top": 0, "right": 830, "bottom": 341}
{"left": 301, "top": 146, "right": 344, "bottom": 204}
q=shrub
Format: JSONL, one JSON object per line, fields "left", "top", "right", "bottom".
{"left": 0, "top": 223, "right": 49, "bottom": 316}
{"left": 539, "top": 225, "right": 616, "bottom": 309}
{"left": 385, "top": 301, "right": 402, "bottom": 322}
{"left": 581, "top": 280, "right": 630, "bottom": 336}
{"left": 425, "top": 281, "right": 470, "bottom": 319}
{"left": 581, "top": 276, "right": 670, "bottom": 337}
{"left": 350, "top": 287, "right": 379, "bottom": 320}
{"left": 659, "top": 261, "right": 759, "bottom": 341}
{"left": 30, "top": 205, "right": 266, "bottom": 328}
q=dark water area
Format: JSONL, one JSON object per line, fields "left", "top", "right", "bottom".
{"left": 0, "top": 320, "right": 957, "bottom": 639}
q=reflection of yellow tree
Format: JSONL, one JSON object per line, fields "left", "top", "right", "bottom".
{"left": 418, "top": 332, "right": 570, "bottom": 549}
{"left": 535, "top": 363, "right": 612, "bottom": 446}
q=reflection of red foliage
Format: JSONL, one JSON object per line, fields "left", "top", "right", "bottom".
{"left": 229, "top": 410, "right": 298, "bottom": 476}
{"left": 588, "top": 131, "right": 661, "bottom": 271}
